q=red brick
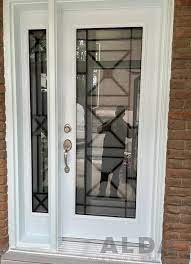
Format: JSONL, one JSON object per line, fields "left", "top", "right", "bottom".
{"left": 168, "top": 130, "right": 191, "bottom": 140}
{"left": 180, "top": 206, "right": 191, "bottom": 215}
{"left": 163, "top": 257, "right": 189, "bottom": 264}
{"left": 168, "top": 119, "right": 185, "bottom": 130}
{"left": 163, "top": 231, "right": 180, "bottom": 240}
{"left": 183, "top": 159, "right": 191, "bottom": 169}
{"left": 0, "top": 84, "right": 4, "bottom": 93}
{"left": 180, "top": 232, "right": 191, "bottom": 241}
{"left": 0, "top": 2, "right": 8, "bottom": 252}
{"left": 178, "top": 251, "right": 190, "bottom": 260}
{"left": 162, "top": 249, "right": 178, "bottom": 258}
{"left": 169, "top": 99, "right": 185, "bottom": 110}
{"left": 164, "top": 9, "right": 191, "bottom": 258}
{"left": 164, "top": 241, "right": 190, "bottom": 251}
{"left": 180, "top": 215, "right": 191, "bottom": 224}
{"left": 0, "top": 151, "right": 6, "bottom": 159}
{"left": 175, "top": 7, "right": 191, "bottom": 17}
{"left": 175, "top": 27, "right": 191, "bottom": 38}
{"left": 164, "top": 223, "right": 191, "bottom": 232}
{"left": 181, "top": 196, "right": 191, "bottom": 206}
{"left": 172, "top": 58, "right": 191, "bottom": 68}
{"left": 0, "top": 121, "right": 6, "bottom": 132}
{"left": 0, "top": 185, "right": 7, "bottom": 193}
{"left": 167, "top": 149, "right": 191, "bottom": 160}
{"left": 184, "top": 100, "right": 191, "bottom": 109}
{"left": 176, "top": 0, "right": 191, "bottom": 6}
{"left": 173, "top": 48, "right": 191, "bottom": 59}
{"left": 0, "top": 194, "right": 7, "bottom": 203}
{"left": 166, "top": 205, "right": 191, "bottom": 216}
{"left": 181, "top": 178, "right": 191, "bottom": 187}
{"left": 171, "top": 79, "right": 191, "bottom": 89}
{"left": 166, "top": 186, "right": 190, "bottom": 197}
{"left": 0, "top": 237, "right": 8, "bottom": 252}
{"left": 0, "top": 159, "right": 6, "bottom": 169}
{"left": 173, "top": 40, "right": 191, "bottom": 50}
{"left": 171, "top": 89, "right": 191, "bottom": 99}
{"left": 175, "top": 16, "right": 191, "bottom": 27}
{"left": 0, "top": 111, "right": 5, "bottom": 122}
{"left": 0, "top": 167, "right": 7, "bottom": 177}
{"left": 0, "top": 203, "right": 8, "bottom": 211}
{"left": 164, "top": 213, "right": 181, "bottom": 223}
{"left": 168, "top": 140, "right": 185, "bottom": 150}
{"left": 0, "top": 228, "right": 8, "bottom": 238}
{"left": 165, "top": 196, "right": 182, "bottom": 206}
{"left": 185, "top": 140, "right": 191, "bottom": 150}
{"left": 186, "top": 121, "right": 191, "bottom": 129}
{"left": 167, "top": 159, "right": 183, "bottom": 168}
{"left": 0, "top": 211, "right": 7, "bottom": 220}
{"left": 0, "top": 220, "right": 8, "bottom": 229}
{"left": 166, "top": 177, "right": 182, "bottom": 187}
{"left": 0, "top": 141, "right": 6, "bottom": 151}
{"left": 167, "top": 168, "right": 191, "bottom": 179}
{"left": 165, "top": 205, "right": 179, "bottom": 214}
{"left": 169, "top": 112, "right": 191, "bottom": 121}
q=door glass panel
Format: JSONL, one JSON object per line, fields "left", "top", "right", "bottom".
{"left": 29, "top": 30, "right": 48, "bottom": 213}
{"left": 76, "top": 28, "right": 142, "bottom": 218}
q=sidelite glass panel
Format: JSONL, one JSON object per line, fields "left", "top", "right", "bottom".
{"left": 29, "top": 30, "right": 48, "bottom": 213}
{"left": 76, "top": 28, "right": 143, "bottom": 218}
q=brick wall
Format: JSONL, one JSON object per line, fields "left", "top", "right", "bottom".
{"left": 162, "top": 0, "right": 191, "bottom": 263}
{"left": 0, "top": 0, "right": 8, "bottom": 254}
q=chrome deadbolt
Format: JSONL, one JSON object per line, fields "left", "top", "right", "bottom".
{"left": 64, "top": 124, "right": 72, "bottom": 133}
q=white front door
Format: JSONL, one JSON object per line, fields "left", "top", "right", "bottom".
{"left": 58, "top": 7, "right": 160, "bottom": 242}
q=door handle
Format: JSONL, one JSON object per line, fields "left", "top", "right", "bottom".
{"left": 63, "top": 139, "right": 72, "bottom": 173}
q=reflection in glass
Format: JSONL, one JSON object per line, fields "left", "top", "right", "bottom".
{"left": 29, "top": 30, "right": 48, "bottom": 213}
{"left": 76, "top": 28, "right": 143, "bottom": 218}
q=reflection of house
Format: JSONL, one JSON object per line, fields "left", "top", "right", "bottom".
{"left": 77, "top": 103, "right": 85, "bottom": 140}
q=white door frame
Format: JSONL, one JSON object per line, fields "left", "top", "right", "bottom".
{"left": 3, "top": 0, "right": 174, "bottom": 263}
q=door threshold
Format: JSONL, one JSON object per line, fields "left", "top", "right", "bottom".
{"left": 58, "top": 238, "right": 160, "bottom": 263}
{"left": 2, "top": 242, "right": 162, "bottom": 264}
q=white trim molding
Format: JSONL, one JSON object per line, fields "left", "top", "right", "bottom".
{"left": 150, "top": 0, "right": 174, "bottom": 261}
{"left": 47, "top": 0, "right": 59, "bottom": 252}
{"left": 3, "top": 0, "right": 50, "bottom": 250}
{"left": 3, "top": 0, "right": 174, "bottom": 263}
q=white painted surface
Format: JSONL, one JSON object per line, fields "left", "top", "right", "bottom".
{"left": 3, "top": 0, "right": 50, "bottom": 250}
{"left": 60, "top": 7, "right": 160, "bottom": 241}
{"left": 2, "top": 249, "right": 162, "bottom": 264}
{"left": 19, "top": 11, "right": 50, "bottom": 247}
{"left": 47, "top": 0, "right": 59, "bottom": 252}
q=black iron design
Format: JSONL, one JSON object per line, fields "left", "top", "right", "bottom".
{"left": 29, "top": 30, "right": 48, "bottom": 213}
{"left": 76, "top": 28, "right": 143, "bottom": 218}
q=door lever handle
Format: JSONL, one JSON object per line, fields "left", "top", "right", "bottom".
{"left": 63, "top": 139, "right": 72, "bottom": 173}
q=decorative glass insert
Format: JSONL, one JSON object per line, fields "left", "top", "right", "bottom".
{"left": 29, "top": 30, "right": 48, "bottom": 213}
{"left": 76, "top": 28, "right": 143, "bottom": 218}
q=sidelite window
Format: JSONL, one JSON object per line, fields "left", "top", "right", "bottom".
{"left": 29, "top": 30, "right": 48, "bottom": 213}
{"left": 76, "top": 28, "right": 142, "bottom": 218}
